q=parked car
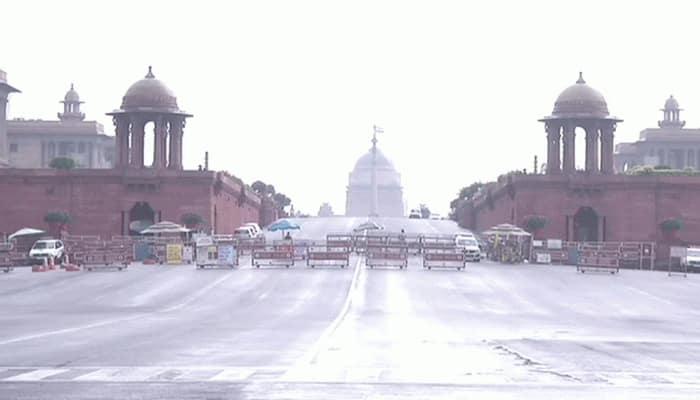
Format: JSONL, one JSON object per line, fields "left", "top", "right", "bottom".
{"left": 243, "top": 223, "right": 262, "bottom": 238}
{"left": 233, "top": 227, "right": 256, "bottom": 240}
{"left": 683, "top": 247, "right": 700, "bottom": 271}
{"left": 408, "top": 209, "right": 422, "bottom": 219}
{"left": 455, "top": 235, "right": 481, "bottom": 262}
{"left": 29, "top": 239, "right": 64, "bottom": 263}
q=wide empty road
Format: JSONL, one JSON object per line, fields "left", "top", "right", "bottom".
{"left": 1, "top": 218, "right": 699, "bottom": 399}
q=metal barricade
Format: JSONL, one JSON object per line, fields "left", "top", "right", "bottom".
{"left": 252, "top": 246, "right": 294, "bottom": 268}
{"left": 423, "top": 248, "right": 467, "bottom": 270}
{"left": 237, "top": 238, "right": 266, "bottom": 256}
{"left": 576, "top": 243, "right": 620, "bottom": 274}
{"left": 307, "top": 241, "right": 351, "bottom": 268}
{"left": 365, "top": 241, "right": 408, "bottom": 269}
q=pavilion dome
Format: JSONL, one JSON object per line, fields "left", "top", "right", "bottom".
{"left": 63, "top": 84, "right": 80, "bottom": 103}
{"left": 121, "top": 66, "right": 179, "bottom": 112}
{"left": 551, "top": 72, "right": 609, "bottom": 117}
{"left": 664, "top": 95, "right": 679, "bottom": 110}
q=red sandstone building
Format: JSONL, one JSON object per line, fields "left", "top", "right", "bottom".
{"left": 0, "top": 67, "right": 275, "bottom": 238}
{"left": 460, "top": 73, "right": 700, "bottom": 245}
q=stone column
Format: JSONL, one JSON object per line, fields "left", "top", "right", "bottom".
{"left": 600, "top": 123, "right": 615, "bottom": 174}
{"left": 114, "top": 116, "right": 130, "bottom": 168}
{"left": 584, "top": 123, "right": 599, "bottom": 173}
{"left": 168, "top": 117, "right": 184, "bottom": 170}
{"left": 0, "top": 96, "right": 8, "bottom": 166}
{"left": 562, "top": 123, "right": 575, "bottom": 173}
{"left": 546, "top": 122, "right": 561, "bottom": 174}
{"left": 154, "top": 117, "right": 167, "bottom": 169}
{"left": 130, "top": 116, "right": 145, "bottom": 168}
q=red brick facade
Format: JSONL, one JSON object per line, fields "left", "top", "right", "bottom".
{"left": 0, "top": 168, "right": 264, "bottom": 238}
{"left": 460, "top": 174, "right": 700, "bottom": 244}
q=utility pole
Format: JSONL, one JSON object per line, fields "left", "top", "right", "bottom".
{"left": 370, "top": 125, "right": 383, "bottom": 217}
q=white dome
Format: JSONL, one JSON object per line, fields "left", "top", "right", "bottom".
{"left": 349, "top": 148, "right": 402, "bottom": 187}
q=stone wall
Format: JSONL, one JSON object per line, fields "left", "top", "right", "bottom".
{"left": 463, "top": 174, "right": 700, "bottom": 244}
{"left": 0, "top": 169, "right": 261, "bottom": 238}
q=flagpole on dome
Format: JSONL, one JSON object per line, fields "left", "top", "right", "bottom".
{"left": 370, "top": 125, "right": 383, "bottom": 218}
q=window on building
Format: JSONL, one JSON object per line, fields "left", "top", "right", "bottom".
{"left": 9, "top": 143, "right": 18, "bottom": 153}
{"left": 78, "top": 143, "right": 85, "bottom": 153}
{"left": 58, "top": 142, "right": 68, "bottom": 156}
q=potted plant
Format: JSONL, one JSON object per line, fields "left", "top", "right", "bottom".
{"left": 180, "top": 213, "right": 204, "bottom": 230}
{"left": 659, "top": 218, "right": 683, "bottom": 242}
{"left": 44, "top": 211, "right": 73, "bottom": 237}
{"left": 523, "top": 215, "right": 547, "bottom": 239}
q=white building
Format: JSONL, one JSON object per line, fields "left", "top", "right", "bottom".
{"left": 345, "top": 142, "right": 405, "bottom": 217}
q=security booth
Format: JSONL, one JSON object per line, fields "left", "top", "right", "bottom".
{"left": 481, "top": 224, "right": 532, "bottom": 264}
{"left": 195, "top": 235, "right": 238, "bottom": 269}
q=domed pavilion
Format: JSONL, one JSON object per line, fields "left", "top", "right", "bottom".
{"left": 107, "top": 66, "right": 192, "bottom": 170}
{"left": 539, "top": 72, "right": 622, "bottom": 174}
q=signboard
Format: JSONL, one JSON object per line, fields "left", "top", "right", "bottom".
{"left": 166, "top": 244, "right": 183, "bottom": 264}
{"left": 670, "top": 246, "right": 687, "bottom": 258}
{"left": 183, "top": 246, "right": 193, "bottom": 263}
{"left": 532, "top": 240, "right": 544, "bottom": 248}
{"left": 547, "top": 239, "right": 562, "bottom": 249}
{"left": 217, "top": 245, "right": 236, "bottom": 265}
{"left": 195, "top": 236, "right": 214, "bottom": 247}
{"left": 535, "top": 252, "right": 551, "bottom": 264}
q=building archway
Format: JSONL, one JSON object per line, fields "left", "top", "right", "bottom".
{"left": 129, "top": 201, "right": 155, "bottom": 235}
{"left": 574, "top": 206, "right": 598, "bottom": 242}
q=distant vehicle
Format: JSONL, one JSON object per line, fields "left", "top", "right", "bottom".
{"left": 408, "top": 209, "right": 421, "bottom": 219}
{"left": 455, "top": 235, "right": 481, "bottom": 262}
{"left": 243, "top": 223, "right": 262, "bottom": 238}
{"left": 683, "top": 247, "right": 700, "bottom": 271}
{"left": 429, "top": 213, "right": 441, "bottom": 220}
{"left": 233, "top": 227, "right": 256, "bottom": 240}
{"left": 29, "top": 239, "right": 64, "bottom": 263}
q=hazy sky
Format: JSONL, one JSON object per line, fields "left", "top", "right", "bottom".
{"left": 4, "top": 0, "right": 700, "bottom": 216}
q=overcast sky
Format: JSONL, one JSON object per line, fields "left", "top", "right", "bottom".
{"left": 4, "top": 0, "right": 700, "bottom": 216}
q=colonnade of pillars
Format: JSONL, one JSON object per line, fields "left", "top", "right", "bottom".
{"left": 113, "top": 115, "right": 185, "bottom": 169}
{"left": 545, "top": 121, "right": 616, "bottom": 174}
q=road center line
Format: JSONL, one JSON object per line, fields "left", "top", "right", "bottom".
{"left": 294, "top": 256, "right": 363, "bottom": 367}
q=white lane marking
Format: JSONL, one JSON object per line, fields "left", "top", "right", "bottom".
{"left": 208, "top": 367, "right": 255, "bottom": 381}
{"left": 291, "top": 256, "right": 363, "bottom": 369}
{"left": 160, "top": 273, "right": 233, "bottom": 312}
{"left": 4, "top": 368, "right": 68, "bottom": 381}
{"left": 72, "top": 368, "right": 119, "bottom": 381}
{"left": 0, "top": 314, "right": 147, "bottom": 346}
{"left": 0, "top": 274, "right": 232, "bottom": 346}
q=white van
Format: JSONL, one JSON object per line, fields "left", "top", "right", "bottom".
{"left": 455, "top": 235, "right": 481, "bottom": 262}
{"left": 243, "top": 223, "right": 262, "bottom": 238}
{"left": 29, "top": 239, "right": 64, "bottom": 262}
{"left": 683, "top": 247, "right": 700, "bottom": 271}
{"left": 233, "top": 227, "right": 255, "bottom": 240}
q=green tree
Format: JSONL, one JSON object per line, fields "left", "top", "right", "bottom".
{"left": 180, "top": 213, "right": 204, "bottom": 228}
{"left": 49, "top": 157, "right": 76, "bottom": 169}
{"left": 251, "top": 180, "right": 268, "bottom": 195}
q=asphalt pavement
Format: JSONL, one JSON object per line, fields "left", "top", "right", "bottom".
{"left": 1, "top": 217, "right": 700, "bottom": 399}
